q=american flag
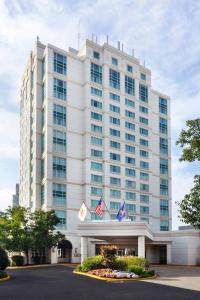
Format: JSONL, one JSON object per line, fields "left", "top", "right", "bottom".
{"left": 95, "top": 197, "right": 104, "bottom": 215}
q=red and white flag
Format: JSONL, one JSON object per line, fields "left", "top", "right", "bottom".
{"left": 95, "top": 197, "right": 104, "bottom": 215}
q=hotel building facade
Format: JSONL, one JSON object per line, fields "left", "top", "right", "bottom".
{"left": 20, "top": 38, "right": 200, "bottom": 265}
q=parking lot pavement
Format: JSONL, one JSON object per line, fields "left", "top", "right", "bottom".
{"left": 1, "top": 265, "right": 199, "bottom": 300}
{"left": 146, "top": 265, "right": 200, "bottom": 291}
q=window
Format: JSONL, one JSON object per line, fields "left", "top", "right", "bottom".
{"left": 125, "top": 144, "right": 135, "bottom": 153}
{"left": 160, "top": 158, "right": 168, "bottom": 175}
{"left": 91, "top": 187, "right": 102, "bottom": 196}
{"left": 126, "top": 204, "right": 135, "bottom": 212}
{"left": 140, "top": 217, "right": 149, "bottom": 224}
{"left": 140, "top": 73, "right": 146, "bottom": 81}
{"left": 110, "top": 201, "right": 120, "bottom": 210}
{"left": 140, "top": 128, "right": 148, "bottom": 136}
{"left": 110, "top": 153, "right": 120, "bottom": 161}
{"left": 110, "top": 104, "right": 120, "bottom": 114}
{"left": 160, "top": 179, "right": 168, "bottom": 195}
{"left": 41, "top": 159, "right": 45, "bottom": 179}
{"left": 127, "top": 65, "right": 133, "bottom": 73}
{"left": 125, "top": 110, "right": 135, "bottom": 118}
{"left": 91, "top": 213, "right": 102, "bottom": 220}
{"left": 140, "top": 183, "right": 149, "bottom": 191}
{"left": 41, "top": 185, "right": 44, "bottom": 205}
{"left": 53, "top": 157, "right": 66, "bottom": 178}
{"left": 53, "top": 78, "right": 67, "bottom": 100}
{"left": 139, "top": 105, "right": 148, "bottom": 114}
{"left": 125, "top": 76, "right": 135, "bottom": 95}
{"left": 55, "top": 211, "right": 66, "bottom": 229}
{"left": 125, "top": 121, "right": 135, "bottom": 130}
{"left": 140, "top": 161, "right": 149, "bottom": 169}
{"left": 91, "top": 87, "right": 102, "bottom": 97}
{"left": 91, "top": 111, "right": 102, "bottom": 121}
{"left": 139, "top": 116, "right": 148, "bottom": 125}
{"left": 140, "top": 139, "right": 148, "bottom": 147}
{"left": 110, "top": 116, "right": 120, "bottom": 125}
{"left": 91, "top": 149, "right": 103, "bottom": 158}
{"left": 41, "top": 134, "right": 45, "bottom": 153}
{"left": 91, "top": 99, "right": 102, "bottom": 109}
{"left": 91, "top": 161, "right": 103, "bottom": 171}
{"left": 126, "top": 192, "right": 136, "bottom": 201}
{"left": 91, "top": 199, "right": 99, "bottom": 208}
{"left": 140, "top": 172, "right": 149, "bottom": 181}
{"left": 125, "top": 180, "right": 136, "bottom": 189}
{"left": 140, "top": 194, "right": 149, "bottom": 203}
{"left": 109, "top": 69, "right": 120, "bottom": 89}
{"left": 53, "top": 183, "right": 66, "bottom": 205}
{"left": 125, "top": 168, "right": 135, "bottom": 177}
{"left": 91, "top": 174, "right": 102, "bottom": 183}
{"left": 139, "top": 84, "right": 148, "bottom": 102}
{"left": 91, "top": 136, "right": 103, "bottom": 146}
{"left": 110, "top": 92, "right": 120, "bottom": 102}
{"left": 160, "top": 199, "right": 169, "bottom": 216}
{"left": 125, "top": 133, "right": 135, "bottom": 142}
{"left": 160, "top": 138, "right": 168, "bottom": 155}
{"left": 125, "top": 156, "right": 135, "bottom": 165}
{"left": 53, "top": 130, "right": 66, "bottom": 153}
{"left": 125, "top": 98, "right": 135, "bottom": 107}
{"left": 110, "top": 128, "right": 120, "bottom": 137}
{"left": 112, "top": 57, "right": 118, "bottom": 66}
{"left": 54, "top": 52, "right": 66, "bottom": 75}
{"left": 93, "top": 51, "right": 100, "bottom": 59}
{"left": 110, "top": 177, "right": 121, "bottom": 186}
{"left": 110, "top": 189, "right": 121, "bottom": 198}
{"left": 91, "top": 124, "right": 102, "bottom": 134}
{"left": 53, "top": 104, "right": 66, "bottom": 127}
{"left": 140, "top": 150, "right": 149, "bottom": 158}
{"left": 110, "top": 165, "right": 121, "bottom": 174}
{"left": 42, "top": 108, "right": 45, "bottom": 128}
{"left": 140, "top": 206, "right": 149, "bottom": 214}
{"left": 42, "top": 83, "right": 45, "bottom": 102}
{"left": 91, "top": 63, "right": 102, "bottom": 84}
{"left": 110, "top": 140, "right": 121, "bottom": 149}
{"left": 160, "top": 117, "right": 168, "bottom": 134}
{"left": 159, "top": 97, "right": 167, "bottom": 114}
{"left": 160, "top": 220, "right": 169, "bottom": 231}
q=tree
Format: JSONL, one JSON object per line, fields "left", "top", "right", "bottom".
{"left": 31, "top": 210, "right": 65, "bottom": 264}
{"left": 178, "top": 176, "right": 200, "bottom": 230}
{"left": 176, "top": 119, "right": 200, "bottom": 162}
{"left": 176, "top": 118, "right": 200, "bottom": 229}
{"left": 0, "top": 206, "right": 32, "bottom": 264}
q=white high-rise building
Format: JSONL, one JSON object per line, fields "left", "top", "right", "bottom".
{"left": 20, "top": 38, "right": 200, "bottom": 266}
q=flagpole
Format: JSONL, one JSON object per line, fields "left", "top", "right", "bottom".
{"left": 83, "top": 200, "right": 92, "bottom": 215}
{"left": 102, "top": 195, "right": 112, "bottom": 220}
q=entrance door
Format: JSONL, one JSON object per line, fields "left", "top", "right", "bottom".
{"left": 57, "top": 240, "right": 72, "bottom": 263}
{"left": 159, "top": 245, "right": 167, "bottom": 264}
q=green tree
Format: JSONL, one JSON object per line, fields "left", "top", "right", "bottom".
{"left": 176, "top": 118, "right": 200, "bottom": 228}
{"left": 31, "top": 210, "right": 64, "bottom": 264}
{"left": 178, "top": 176, "right": 200, "bottom": 229}
{"left": 0, "top": 206, "right": 32, "bottom": 264}
{"left": 176, "top": 119, "right": 200, "bottom": 162}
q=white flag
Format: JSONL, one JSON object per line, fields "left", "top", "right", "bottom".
{"left": 78, "top": 202, "right": 87, "bottom": 221}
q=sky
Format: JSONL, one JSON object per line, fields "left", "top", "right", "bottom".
{"left": 0, "top": 0, "right": 199, "bottom": 229}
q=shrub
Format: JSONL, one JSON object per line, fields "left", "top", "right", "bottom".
{"left": 101, "top": 245, "right": 117, "bottom": 268}
{"left": 32, "top": 256, "right": 41, "bottom": 265}
{"left": 11, "top": 255, "right": 24, "bottom": 266}
{"left": 122, "top": 256, "right": 149, "bottom": 269}
{"left": 143, "top": 269, "right": 155, "bottom": 277}
{"left": 75, "top": 264, "right": 83, "bottom": 272}
{"left": 113, "top": 257, "right": 127, "bottom": 271}
{"left": 81, "top": 255, "right": 104, "bottom": 272}
{"left": 127, "top": 264, "right": 144, "bottom": 275}
{"left": 0, "top": 270, "right": 8, "bottom": 279}
{"left": 0, "top": 248, "right": 9, "bottom": 271}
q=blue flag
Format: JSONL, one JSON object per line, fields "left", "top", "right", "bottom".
{"left": 116, "top": 202, "right": 126, "bottom": 221}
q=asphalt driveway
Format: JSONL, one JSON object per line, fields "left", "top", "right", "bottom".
{"left": 1, "top": 266, "right": 199, "bottom": 300}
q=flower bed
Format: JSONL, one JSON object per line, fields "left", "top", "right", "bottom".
{"left": 88, "top": 268, "right": 140, "bottom": 279}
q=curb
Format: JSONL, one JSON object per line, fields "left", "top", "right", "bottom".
{"left": 0, "top": 275, "right": 11, "bottom": 283}
{"left": 73, "top": 271, "right": 157, "bottom": 282}
{"left": 8, "top": 263, "right": 78, "bottom": 270}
